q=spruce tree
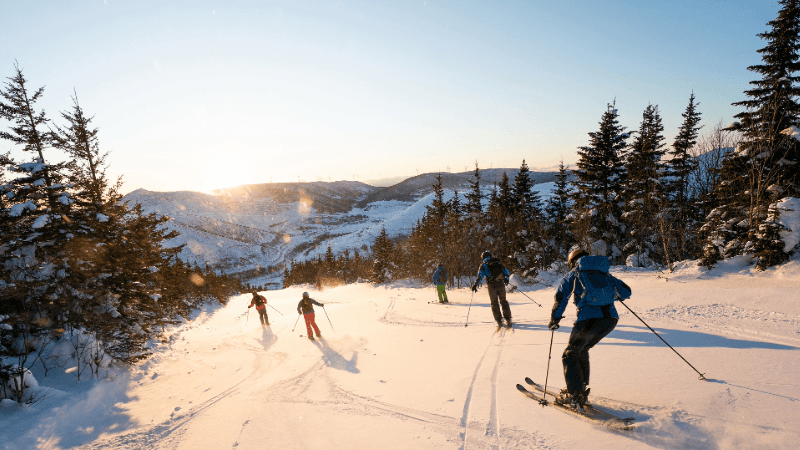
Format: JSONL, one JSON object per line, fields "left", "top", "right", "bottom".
{"left": 666, "top": 93, "right": 703, "bottom": 261}
{"left": 623, "top": 104, "right": 667, "bottom": 267}
{"left": 572, "top": 102, "right": 628, "bottom": 261}
{"left": 704, "top": 0, "right": 800, "bottom": 268}
{"left": 371, "top": 226, "right": 395, "bottom": 283}
{"left": 545, "top": 160, "right": 574, "bottom": 265}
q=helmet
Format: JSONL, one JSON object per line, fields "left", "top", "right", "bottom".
{"left": 481, "top": 251, "right": 492, "bottom": 260}
{"left": 568, "top": 248, "right": 589, "bottom": 267}
{"left": 438, "top": 263, "right": 443, "bottom": 267}
{"left": 302, "top": 292, "right": 309, "bottom": 298}
{"left": 252, "top": 291, "right": 258, "bottom": 296}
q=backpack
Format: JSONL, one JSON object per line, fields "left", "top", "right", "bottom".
{"left": 485, "top": 258, "right": 505, "bottom": 282}
{"left": 437, "top": 268, "right": 447, "bottom": 283}
{"left": 254, "top": 295, "right": 265, "bottom": 307}
{"left": 574, "top": 256, "right": 619, "bottom": 307}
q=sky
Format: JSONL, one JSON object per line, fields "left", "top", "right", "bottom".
{"left": 0, "top": 0, "right": 784, "bottom": 193}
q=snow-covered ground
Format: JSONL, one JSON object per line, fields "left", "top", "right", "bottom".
{"left": 3, "top": 257, "right": 799, "bottom": 449}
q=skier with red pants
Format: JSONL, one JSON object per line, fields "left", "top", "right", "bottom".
{"left": 548, "top": 249, "right": 632, "bottom": 410}
{"left": 297, "top": 292, "right": 324, "bottom": 340}
{"left": 248, "top": 291, "right": 270, "bottom": 325}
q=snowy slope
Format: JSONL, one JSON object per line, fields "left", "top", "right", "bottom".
{"left": 3, "top": 258, "right": 799, "bottom": 449}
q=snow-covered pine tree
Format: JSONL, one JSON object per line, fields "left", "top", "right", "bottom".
{"left": 545, "top": 160, "right": 574, "bottom": 267}
{"left": 724, "top": 0, "right": 800, "bottom": 268}
{"left": 0, "top": 64, "right": 84, "bottom": 400}
{"left": 571, "top": 102, "right": 628, "bottom": 262}
{"left": 371, "top": 226, "right": 395, "bottom": 283}
{"left": 463, "top": 163, "right": 487, "bottom": 279}
{"left": 622, "top": 104, "right": 667, "bottom": 267}
{"left": 484, "top": 172, "right": 514, "bottom": 264}
{"left": 511, "top": 160, "right": 545, "bottom": 277}
{"left": 442, "top": 191, "right": 467, "bottom": 286}
{"left": 665, "top": 93, "right": 703, "bottom": 262}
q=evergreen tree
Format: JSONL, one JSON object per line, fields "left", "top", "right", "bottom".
{"left": 545, "top": 160, "right": 574, "bottom": 265}
{"left": 666, "top": 93, "right": 703, "bottom": 262}
{"left": 622, "top": 104, "right": 667, "bottom": 267}
{"left": 572, "top": 102, "right": 628, "bottom": 261}
{"left": 729, "top": 0, "right": 800, "bottom": 268}
{"left": 371, "top": 226, "right": 395, "bottom": 283}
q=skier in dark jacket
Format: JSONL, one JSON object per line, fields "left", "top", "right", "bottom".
{"left": 432, "top": 263, "right": 449, "bottom": 304}
{"left": 248, "top": 291, "right": 270, "bottom": 325}
{"left": 471, "top": 251, "right": 512, "bottom": 328}
{"left": 297, "top": 292, "right": 324, "bottom": 340}
{"left": 548, "top": 249, "right": 632, "bottom": 410}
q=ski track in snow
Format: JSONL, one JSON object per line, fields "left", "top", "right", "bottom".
{"left": 460, "top": 328, "right": 508, "bottom": 450}
{"left": 75, "top": 352, "right": 279, "bottom": 450}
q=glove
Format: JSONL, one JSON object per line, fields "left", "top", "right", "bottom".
{"left": 471, "top": 284, "right": 478, "bottom": 292}
{"left": 248, "top": 305, "right": 252, "bottom": 308}
{"left": 504, "top": 278, "right": 509, "bottom": 286}
{"left": 320, "top": 303, "right": 325, "bottom": 307}
{"left": 548, "top": 318, "right": 561, "bottom": 331}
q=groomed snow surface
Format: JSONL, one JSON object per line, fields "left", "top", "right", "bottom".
{"left": 3, "top": 258, "right": 800, "bottom": 449}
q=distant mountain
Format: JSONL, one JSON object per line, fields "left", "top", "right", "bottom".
{"left": 356, "top": 169, "right": 560, "bottom": 206}
{"left": 122, "top": 170, "right": 560, "bottom": 284}
{"left": 211, "top": 180, "right": 379, "bottom": 214}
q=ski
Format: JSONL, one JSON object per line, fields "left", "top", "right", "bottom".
{"left": 518, "top": 379, "right": 635, "bottom": 430}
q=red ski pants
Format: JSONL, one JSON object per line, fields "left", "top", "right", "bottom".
{"left": 304, "top": 312, "right": 321, "bottom": 337}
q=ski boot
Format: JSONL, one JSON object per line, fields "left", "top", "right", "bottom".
{"left": 308, "top": 336, "right": 315, "bottom": 341}
{"left": 506, "top": 318, "right": 513, "bottom": 329}
{"left": 555, "top": 389, "right": 586, "bottom": 412}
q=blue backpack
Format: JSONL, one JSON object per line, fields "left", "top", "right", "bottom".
{"left": 575, "top": 256, "right": 621, "bottom": 307}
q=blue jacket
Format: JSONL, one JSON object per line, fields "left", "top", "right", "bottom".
{"left": 552, "top": 256, "right": 632, "bottom": 322}
{"left": 475, "top": 257, "right": 510, "bottom": 285}
{"left": 433, "top": 266, "right": 448, "bottom": 285}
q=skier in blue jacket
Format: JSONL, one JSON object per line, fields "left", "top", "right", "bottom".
{"left": 548, "top": 248, "right": 632, "bottom": 409}
{"left": 471, "top": 251, "right": 512, "bottom": 328}
{"left": 432, "top": 263, "right": 449, "bottom": 303}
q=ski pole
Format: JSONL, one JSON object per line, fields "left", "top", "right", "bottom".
{"left": 322, "top": 306, "right": 336, "bottom": 333}
{"left": 292, "top": 313, "right": 301, "bottom": 332}
{"left": 245, "top": 309, "right": 250, "bottom": 327}
{"left": 618, "top": 300, "right": 706, "bottom": 380}
{"left": 464, "top": 291, "right": 475, "bottom": 327}
{"left": 539, "top": 328, "right": 555, "bottom": 406}
{"left": 267, "top": 303, "right": 284, "bottom": 316}
{"left": 517, "top": 290, "right": 543, "bottom": 308}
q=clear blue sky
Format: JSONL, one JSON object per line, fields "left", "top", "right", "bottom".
{"left": 0, "top": 0, "right": 781, "bottom": 192}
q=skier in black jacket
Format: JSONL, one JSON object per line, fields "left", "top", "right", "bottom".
{"left": 297, "top": 292, "right": 324, "bottom": 340}
{"left": 471, "top": 251, "right": 512, "bottom": 328}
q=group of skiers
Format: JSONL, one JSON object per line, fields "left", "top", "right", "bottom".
{"left": 248, "top": 291, "right": 325, "bottom": 341}
{"left": 247, "top": 247, "right": 630, "bottom": 412}
{"left": 434, "top": 248, "right": 631, "bottom": 410}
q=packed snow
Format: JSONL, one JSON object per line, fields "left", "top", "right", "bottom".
{"left": 2, "top": 256, "right": 799, "bottom": 449}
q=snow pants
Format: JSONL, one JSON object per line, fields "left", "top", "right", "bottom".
{"left": 487, "top": 282, "right": 511, "bottom": 323}
{"left": 436, "top": 284, "right": 448, "bottom": 303}
{"left": 562, "top": 315, "right": 618, "bottom": 395}
{"left": 257, "top": 308, "right": 269, "bottom": 325}
{"left": 304, "top": 312, "right": 321, "bottom": 337}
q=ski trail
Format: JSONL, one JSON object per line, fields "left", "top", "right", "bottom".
{"left": 486, "top": 331, "right": 507, "bottom": 450}
{"left": 460, "top": 328, "right": 505, "bottom": 450}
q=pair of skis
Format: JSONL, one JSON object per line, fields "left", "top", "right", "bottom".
{"left": 516, "top": 377, "right": 635, "bottom": 430}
